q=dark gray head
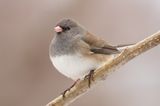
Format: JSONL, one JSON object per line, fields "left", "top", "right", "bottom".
{"left": 54, "top": 19, "right": 86, "bottom": 38}
{"left": 50, "top": 19, "right": 86, "bottom": 56}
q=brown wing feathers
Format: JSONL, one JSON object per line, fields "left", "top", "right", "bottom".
{"left": 82, "top": 32, "right": 120, "bottom": 54}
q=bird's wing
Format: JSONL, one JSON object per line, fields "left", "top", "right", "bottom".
{"left": 81, "top": 32, "right": 120, "bottom": 54}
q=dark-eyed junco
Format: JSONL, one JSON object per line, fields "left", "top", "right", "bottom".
{"left": 49, "top": 19, "right": 133, "bottom": 95}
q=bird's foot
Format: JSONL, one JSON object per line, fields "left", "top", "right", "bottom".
{"left": 84, "top": 70, "right": 95, "bottom": 88}
{"left": 62, "top": 79, "right": 80, "bottom": 98}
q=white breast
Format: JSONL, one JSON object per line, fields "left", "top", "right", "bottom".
{"left": 50, "top": 54, "right": 100, "bottom": 80}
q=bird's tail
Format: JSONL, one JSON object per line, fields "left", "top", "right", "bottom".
{"left": 116, "top": 43, "right": 135, "bottom": 51}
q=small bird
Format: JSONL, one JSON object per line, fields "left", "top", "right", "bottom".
{"left": 49, "top": 19, "right": 133, "bottom": 95}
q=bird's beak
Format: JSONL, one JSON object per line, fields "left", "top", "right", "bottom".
{"left": 54, "top": 26, "right": 62, "bottom": 33}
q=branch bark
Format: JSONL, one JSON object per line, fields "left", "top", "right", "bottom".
{"left": 46, "top": 31, "right": 160, "bottom": 106}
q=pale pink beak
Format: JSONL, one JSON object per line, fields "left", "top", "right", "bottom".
{"left": 54, "top": 26, "right": 63, "bottom": 32}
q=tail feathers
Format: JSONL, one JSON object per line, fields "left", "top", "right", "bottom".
{"left": 116, "top": 43, "right": 135, "bottom": 51}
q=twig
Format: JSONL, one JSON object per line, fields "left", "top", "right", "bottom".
{"left": 46, "top": 31, "right": 160, "bottom": 106}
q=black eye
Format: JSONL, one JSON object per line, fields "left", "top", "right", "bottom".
{"left": 63, "top": 26, "right": 70, "bottom": 31}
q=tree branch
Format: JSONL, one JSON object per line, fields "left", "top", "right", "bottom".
{"left": 46, "top": 31, "right": 160, "bottom": 106}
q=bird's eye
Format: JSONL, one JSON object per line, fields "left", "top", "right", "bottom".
{"left": 63, "top": 27, "right": 70, "bottom": 31}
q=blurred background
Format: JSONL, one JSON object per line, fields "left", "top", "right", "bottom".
{"left": 0, "top": 0, "right": 160, "bottom": 106}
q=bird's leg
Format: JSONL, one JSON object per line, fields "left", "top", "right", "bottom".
{"left": 84, "top": 70, "right": 95, "bottom": 88}
{"left": 62, "top": 70, "right": 95, "bottom": 97}
{"left": 62, "top": 79, "right": 80, "bottom": 98}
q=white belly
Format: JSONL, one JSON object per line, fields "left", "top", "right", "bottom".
{"left": 50, "top": 55, "right": 100, "bottom": 80}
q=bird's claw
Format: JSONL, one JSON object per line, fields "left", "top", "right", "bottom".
{"left": 61, "top": 79, "right": 80, "bottom": 98}
{"left": 84, "top": 70, "right": 95, "bottom": 88}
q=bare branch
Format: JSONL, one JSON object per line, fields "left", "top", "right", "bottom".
{"left": 46, "top": 31, "right": 160, "bottom": 106}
